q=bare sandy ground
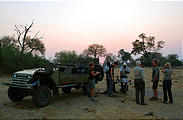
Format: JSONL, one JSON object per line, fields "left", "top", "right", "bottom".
{"left": 0, "top": 68, "right": 183, "bottom": 119}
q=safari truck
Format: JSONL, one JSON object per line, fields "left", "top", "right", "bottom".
{"left": 2, "top": 58, "right": 104, "bottom": 107}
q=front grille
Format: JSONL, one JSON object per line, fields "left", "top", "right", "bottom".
{"left": 11, "top": 74, "right": 30, "bottom": 85}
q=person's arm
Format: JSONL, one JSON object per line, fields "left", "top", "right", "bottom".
{"left": 91, "top": 71, "right": 100, "bottom": 77}
{"left": 125, "top": 67, "right": 130, "bottom": 74}
{"left": 154, "top": 68, "right": 159, "bottom": 81}
{"left": 120, "top": 71, "right": 122, "bottom": 79}
{"left": 161, "top": 66, "right": 166, "bottom": 73}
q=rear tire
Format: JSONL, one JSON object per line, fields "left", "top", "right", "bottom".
{"left": 8, "top": 87, "right": 24, "bottom": 102}
{"left": 82, "top": 82, "right": 90, "bottom": 95}
{"left": 32, "top": 85, "right": 51, "bottom": 107}
{"left": 62, "top": 87, "right": 72, "bottom": 94}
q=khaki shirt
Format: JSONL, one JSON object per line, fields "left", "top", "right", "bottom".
{"left": 134, "top": 66, "right": 145, "bottom": 82}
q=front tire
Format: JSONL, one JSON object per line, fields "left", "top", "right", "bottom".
{"left": 32, "top": 85, "right": 51, "bottom": 107}
{"left": 8, "top": 87, "right": 24, "bottom": 102}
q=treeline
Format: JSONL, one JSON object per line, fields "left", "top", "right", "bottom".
{"left": 1, "top": 21, "right": 182, "bottom": 74}
{"left": 0, "top": 21, "right": 49, "bottom": 75}
{"left": 0, "top": 45, "right": 48, "bottom": 74}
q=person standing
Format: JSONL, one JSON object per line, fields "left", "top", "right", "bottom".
{"left": 162, "top": 62, "right": 173, "bottom": 104}
{"left": 88, "top": 62, "right": 100, "bottom": 102}
{"left": 120, "top": 62, "right": 130, "bottom": 94}
{"left": 150, "top": 59, "right": 160, "bottom": 101}
{"left": 134, "top": 60, "right": 147, "bottom": 105}
{"left": 108, "top": 61, "right": 118, "bottom": 97}
{"left": 104, "top": 61, "right": 110, "bottom": 93}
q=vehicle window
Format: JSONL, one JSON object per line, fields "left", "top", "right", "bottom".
{"left": 62, "top": 67, "right": 72, "bottom": 74}
{"left": 59, "top": 67, "right": 65, "bottom": 72}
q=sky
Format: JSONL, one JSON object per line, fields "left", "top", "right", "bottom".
{"left": 0, "top": 0, "right": 183, "bottom": 60}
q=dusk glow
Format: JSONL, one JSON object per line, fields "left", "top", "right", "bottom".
{"left": 0, "top": 0, "right": 183, "bottom": 59}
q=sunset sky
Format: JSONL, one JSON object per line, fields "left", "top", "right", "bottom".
{"left": 0, "top": 0, "right": 183, "bottom": 60}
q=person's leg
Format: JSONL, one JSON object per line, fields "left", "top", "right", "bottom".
{"left": 123, "top": 83, "right": 127, "bottom": 94}
{"left": 151, "top": 82, "right": 158, "bottom": 100}
{"left": 106, "top": 74, "right": 109, "bottom": 91}
{"left": 152, "top": 83, "right": 155, "bottom": 98}
{"left": 167, "top": 80, "right": 173, "bottom": 103}
{"left": 163, "top": 81, "right": 168, "bottom": 103}
{"left": 154, "top": 89, "right": 158, "bottom": 98}
{"left": 120, "top": 82, "right": 123, "bottom": 93}
{"left": 135, "top": 81, "right": 140, "bottom": 104}
{"left": 140, "top": 82, "right": 145, "bottom": 104}
{"left": 113, "top": 83, "right": 116, "bottom": 92}
{"left": 90, "top": 80, "right": 97, "bottom": 102}
{"left": 108, "top": 76, "right": 113, "bottom": 95}
{"left": 90, "top": 88, "right": 94, "bottom": 97}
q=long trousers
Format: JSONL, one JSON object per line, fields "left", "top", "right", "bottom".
{"left": 134, "top": 79, "right": 145, "bottom": 104}
{"left": 163, "top": 80, "right": 173, "bottom": 103}
{"left": 108, "top": 75, "right": 114, "bottom": 95}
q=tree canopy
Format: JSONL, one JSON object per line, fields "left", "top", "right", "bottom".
{"left": 82, "top": 44, "right": 107, "bottom": 58}
{"left": 131, "top": 33, "right": 165, "bottom": 66}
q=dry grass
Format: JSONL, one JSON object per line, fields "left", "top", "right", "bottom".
{"left": 0, "top": 67, "right": 183, "bottom": 119}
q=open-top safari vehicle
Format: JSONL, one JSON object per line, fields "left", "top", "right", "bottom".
{"left": 2, "top": 58, "right": 104, "bottom": 107}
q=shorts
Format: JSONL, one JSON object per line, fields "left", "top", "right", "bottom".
{"left": 152, "top": 81, "right": 159, "bottom": 89}
{"left": 89, "top": 79, "right": 95, "bottom": 89}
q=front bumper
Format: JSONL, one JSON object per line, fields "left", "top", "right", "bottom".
{"left": 2, "top": 82, "right": 35, "bottom": 89}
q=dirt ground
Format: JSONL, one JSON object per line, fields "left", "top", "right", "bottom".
{"left": 0, "top": 68, "right": 183, "bottom": 119}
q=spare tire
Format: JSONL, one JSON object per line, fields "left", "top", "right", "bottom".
{"left": 95, "top": 65, "right": 104, "bottom": 81}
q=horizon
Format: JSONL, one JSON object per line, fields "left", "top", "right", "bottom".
{"left": 0, "top": 0, "right": 183, "bottom": 60}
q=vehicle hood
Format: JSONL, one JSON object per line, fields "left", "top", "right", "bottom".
{"left": 15, "top": 68, "right": 44, "bottom": 75}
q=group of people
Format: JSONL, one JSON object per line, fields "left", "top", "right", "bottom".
{"left": 88, "top": 59, "right": 174, "bottom": 105}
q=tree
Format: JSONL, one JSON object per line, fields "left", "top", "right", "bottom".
{"left": 0, "top": 36, "right": 17, "bottom": 47}
{"left": 167, "top": 54, "right": 182, "bottom": 66}
{"left": 14, "top": 20, "right": 45, "bottom": 56}
{"left": 103, "top": 53, "right": 116, "bottom": 65}
{"left": 131, "top": 33, "right": 165, "bottom": 66}
{"left": 53, "top": 50, "right": 80, "bottom": 64}
{"left": 13, "top": 21, "right": 45, "bottom": 69}
{"left": 82, "top": 44, "right": 107, "bottom": 58}
{"left": 167, "top": 54, "right": 179, "bottom": 60}
{"left": 24, "top": 36, "right": 45, "bottom": 55}
{"left": 118, "top": 49, "right": 132, "bottom": 63}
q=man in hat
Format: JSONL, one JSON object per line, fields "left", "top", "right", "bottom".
{"left": 88, "top": 62, "right": 100, "bottom": 102}
{"left": 134, "top": 60, "right": 147, "bottom": 105}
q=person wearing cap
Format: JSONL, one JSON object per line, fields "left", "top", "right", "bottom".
{"left": 88, "top": 62, "right": 100, "bottom": 102}
{"left": 120, "top": 62, "right": 130, "bottom": 94}
{"left": 162, "top": 62, "right": 173, "bottom": 104}
{"left": 104, "top": 61, "right": 111, "bottom": 93}
{"left": 134, "top": 60, "right": 147, "bottom": 105}
{"left": 150, "top": 59, "right": 160, "bottom": 101}
{"left": 108, "top": 61, "right": 118, "bottom": 97}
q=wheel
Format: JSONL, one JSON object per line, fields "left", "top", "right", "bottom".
{"left": 32, "top": 85, "right": 51, "bottom": 107}
{"left": 62, "top": 87, "right": 72, "bottom": 94}
{"left": 95, "top": 66, "right": 104, "bottom": 81}
{"left": 8, "top": 87, "right": 24, "bottom": 102}
{"left": 82, "top": 82, "right": 90, "bottom": 95}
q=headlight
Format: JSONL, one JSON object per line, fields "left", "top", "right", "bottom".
{"left": 13, "top": 74, "right": 16, "bottom": 78}
{"left": 27, "top": 75, "right": 32, "bottom": 79}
